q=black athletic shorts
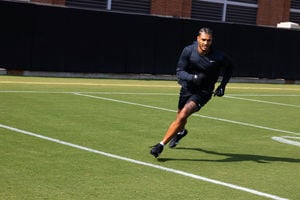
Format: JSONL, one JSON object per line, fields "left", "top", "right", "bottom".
{"left": 178, "top": 87, "right": 212, "bottom": 111}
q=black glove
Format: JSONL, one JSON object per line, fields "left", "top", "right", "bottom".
{"left": 192, "top": 73, "right": 205, "bottom": 85}
{"left": 214, "top": 85, "right": 225, "bottom": 97}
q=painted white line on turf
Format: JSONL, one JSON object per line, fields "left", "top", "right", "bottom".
{"left": 0, "top": 123, "right": 288, "bottom": 200}
{"left": 0, "top": 91, "right": 72, "bottom": 94}
{"left": 229, "top": 94, "right": 300, "bottom": 97}
{"left": 1, "top": 90, "right": 300, "bottom": 97}
{"left": 0, "top": 91, "right": 178, "bottom": 95}
{"left": 272, "top": 136, "right": 300, "bottom": 147}
{"left": 225, "top": 95, "right": 300, "bottom": 108}
{"left": 228, "top": 86, "right": 300, "bottom": 91}
{"left": 0, "top": 81, "right": 179, "bottom": 88}
{"left": 1, "top": 81, "right": 300, "bottom": 91}
{"left": 81, "top": 92, "right": 178, "bottom": 95}
{"left": 73, "top": 93, "right": 300, "bottom": 136}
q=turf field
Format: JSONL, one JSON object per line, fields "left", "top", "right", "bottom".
{"left": 0, "top": 75, "right": 299, "bottom": 200}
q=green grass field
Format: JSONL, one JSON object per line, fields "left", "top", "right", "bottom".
{"left": 0, "top": 75, "right": 299, "bottom": 200}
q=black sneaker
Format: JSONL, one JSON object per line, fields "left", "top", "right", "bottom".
{"left": 169, "top": 129, "right": 188, "bottom": 148}
{"left": 150, "top": 143, "right": 164, "bottom": 158}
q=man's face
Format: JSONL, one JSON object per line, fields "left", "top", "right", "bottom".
{"left": 197, "top": 32, "right": 213, "bottom": 54}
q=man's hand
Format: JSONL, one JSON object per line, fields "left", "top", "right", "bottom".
{"left": 192, "top": 73, "right": 205, "bottom": 85}
{"left": 214, "top": 85, "right": 225, "bottom": 97}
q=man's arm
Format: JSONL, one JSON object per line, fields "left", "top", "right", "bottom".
{"left": 176, "top": 45, "right": 206, "bottom": 85}
{"left": 214, "top": 54, "right": 234, "bottom": 97}
{"left": 176, "top": 46, "right": 194, "bottom": 82}
{"left": 220, "top": 57, "right": 233, "bottom": 87}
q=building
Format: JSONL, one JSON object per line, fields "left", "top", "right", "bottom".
{"left": 30, "top": 0, "right": 300, "bottom": 27}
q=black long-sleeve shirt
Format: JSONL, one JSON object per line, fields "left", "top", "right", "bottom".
{"left": 176, "top": 41, "right": 233, "bottom": 93}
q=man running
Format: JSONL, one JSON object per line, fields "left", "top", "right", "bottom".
{"left": 150, "top": 27, "right": 233, "bottom": 158}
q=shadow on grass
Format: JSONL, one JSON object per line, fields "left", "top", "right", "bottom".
{"left": 157, "top": 147, "right": 300, "bottom": 163}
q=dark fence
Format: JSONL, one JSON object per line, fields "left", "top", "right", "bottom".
{"left": 0, "top": 0, "right": 300, "bottom": 80}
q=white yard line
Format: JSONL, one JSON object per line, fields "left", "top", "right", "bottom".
{"left": 0, "top": 123, "right": 289, "bottom": 200}
{"left": 1, "top": 81, "right": 300, "bottom": 90}
{"left": 224, "top": 95, "right": 300, "bottom": 108}
{"left": 228, "top": 86, "right": 300, "bottom": 91}
{"left": 1, "top": 90, "right": 299, "bottom": 146}
{"left": 0, "top": 91, "right": 178, "bottom": 95}
{"left": 272, "top": 136, "right": 300, "bottom": 147}
{"left": 73, "top": 93, "right": 300, "bottom": 136}
{"left": 1, "top": 90, "right": 299, "bottom": 135}
{"left": 1, "top": 90, "right": 300, "bottom": 97}
{"left": 0, "top": 81, "right": 179, "bottom": 88}
{"left": 228, "top": 94, "right": 300, "bottom": 97}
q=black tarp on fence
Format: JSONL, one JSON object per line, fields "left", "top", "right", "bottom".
{"left": 0, "top": 0, "right": 299, "bottom": 80}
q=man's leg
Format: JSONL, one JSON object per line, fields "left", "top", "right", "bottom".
{"left": 150, "top": 101, "right": 198, "bottom": 157}
{"left": 169, "top": 129, "right": 188, "bottom": 148}
{"left": 162, "top": 101, "right": 198, "bottom": 144}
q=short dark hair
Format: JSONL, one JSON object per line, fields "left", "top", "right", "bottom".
{"left": 198, "top": 27, "right": 213, "bottom": 36}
